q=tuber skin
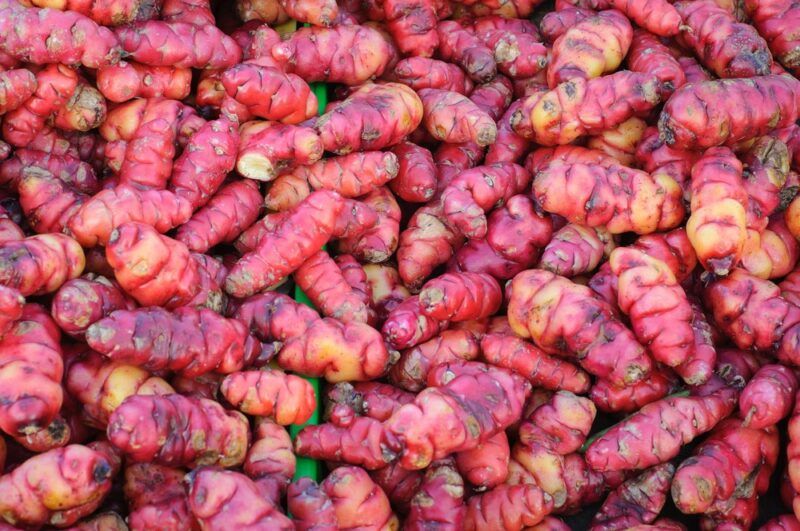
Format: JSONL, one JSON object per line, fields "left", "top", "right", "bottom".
{"left": 297, "top": 151, "right": 400, "bottom": 198}
{"left": 389, "top": 142, "right": 438, "bottom": 203}
{"left": 222, "top": 61, "right": 317, "bottom": 124}
{"left": 18, "top": 168, "right": 87, "bottom": 234}
{"left": 675, "top": 0, "right": 773, "bottom": 78}
{"left": 0, "top": 149, "right": 96, "bottom": 194}
{"left": 0, "top": 3, "right": 121, "bottom": 68}
{"left": 480, "top": 330, "right": 591, "bottom": 394}
{"left": 51, "top": 274, "right": 134, "bottom": 338}
{"left": 418, "top": 88, "right": 497, "bottom": 146}
{"left": 436, "top": 20, "right": 497, "bottom": 83}
{"left": 221, "top": 369, "right": 316, "bottom": 425}
{"left": 385, "top": 0, "right": 438, "bottom": 57}
{"left": 0, "top": 233, "right": 85, "bottom": 296}
{"left": 277, "top": 318, "right": 393, "bottom": 382}
{"left": 295, "top": 415, "right": 401, "bottom": 470}
{"left": 586, "top": 116, "right": 647, "bottom": 166}
{"left": 507, "top": 269, "right": 652, "bottom": 387}
{"left": 243, "top": 417, "right": 295, "bottom": 495}
{"left": 658, "top": 75, "right": 800, "bottom": 149}
{"left": 418, "top": 272, "right": 502, "bottom": 322}
{"left": 0, "top": 69, "right": 36, "bottom": 115}
{"left": 321, "top": 466, "right": 399, "bottom": 530}
{"left": 124, "top": 462, "right": 194, "bottom": 531}
{"left": 315, "top": 83, "right": 423, "bottom": 154}
{"left": 548, "top": 10, "right": 633, "bottom": 87}
{"left": 455, "top": 432, "right": 510, "bottom": 490}
{"left": 627, "top": 29, "right": 686, "bottom": 97}
{"left": 287, "top": 478, "right": 338, "bottom": 531}
{"left": 540, "top": 224, "right": 614, "bottom": 277}
{"left": 585, "top": 381, "right": 740, "bottom": 471}
{"left": 108, "top": 394, "right": 248, "bottom": 468}
{"left": 86, "top": 306, "right": 264, "bottom": 377}
{"left": 746, "top": 0, "right": 800, "bottom": 76}
{"left": 0, "top": 445, "right": 114, "bottom": 528}
{"left": 337, "top": 187, "right": 401, "bottom": 264}
{"left": 739, "top": 364, "right": 798, "bottom": 429}
{"left": 512, "top": 71, "right": 662, "bottom": 145}
{"left": 389, "top": 322, "right": 486, "bottom": 392}
{"left": 406, "top": 459, "right": 466, "bottom": 530}
{"left": 97, "top": 62, "right": 192, "bottom": 102}
{"left": 175, "top": 180, "right": 262, "bottom": 254}
{"left": 465, "top": 484, "right": 554, "bottom": 531}
{"left": 385, "top": 362, "right": 530, "bottom": 469}
{"left": 115, "top": 21, "right": 241, "bottom": 69}
{"left": 382, "top": 295, "right": 447, "bottom": 350}
{"left": 533, "top": 160, "right": 684, "bottom": 235}
{"left": 65, "top": 348, "right": 173, "bottom": 429}
{"left": 486, "top": 99, "right": 534, "bottom": 164}
{"left": 185, "top": 468, "right": 293, "bottom": 530}
{"left": 272, "top": 25, "right": 395, "bottom": 85}
{"left": 236, "top": 121, "right": 323, "bottom": 182}
{"left": 591, "top": 463, "right": 675, "bottom": 530}
{"left": 295, "top": 250, "right": 372, "bottom": 324}
{"left": 279, "top": 0, "right": 338, "bottom": 26}
{"left": 540, "top": 7, "right": 594, "bottom": 44}
{"left": 231, "top": 291, "right": 321, "bottom": 343}
{"left": 170, "top": 117, "right": 239, "bottom": 210}
{"left": 671, "top": 418, "right": 779, "bottom": 515}
{"left": 67, "top": 185, "right": 193, "bottom": 248}
{"left": 391, "top": 57, "right": 473, "bottom": 94}
{"left": 611, "top": 247, "right": 716, "bottom": 384}
{"left": 397, "top": 201, "right": 464, "bottom": 289}
{"left": 226, "top": 190, "right": 343, "bottom": 298}
{"left": 487, "top": 194, "right": 553, "bottom": 263}
{"left": 590, "top": 370, "right": 677, "bottom": 413}
{"left": 106, "top": 222, "right": 200, "bottom": 309}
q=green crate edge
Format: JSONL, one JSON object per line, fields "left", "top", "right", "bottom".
{"left": 289, "top": 80, "right": 328, "bottom": 482}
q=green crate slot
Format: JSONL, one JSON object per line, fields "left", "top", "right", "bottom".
{"left": 289, "top": 74, "right": 328, "bottom": 482}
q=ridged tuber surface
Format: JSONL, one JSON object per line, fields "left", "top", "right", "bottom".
{"left": 418, "top": 272, "right": 502, "bottom": 321}
{"left": 86, "top": 306, "right": 263, "bottom": 377}
{"left": 675, "top": 0, "right": 773, "bottom": 78}
{"left": 299, "top": 151, "right": 399, "bottom": 197}
{"left": 611, "top": 247, "right": 715, "bottom": 384}
{"left": 390, "top": 57, "right": 473, "bottom": 94}
{"left": 540, "top": 223, "right": 613, "bottom": 277}
{"left": 406, "top": 459, "right": 466, "bottom": 530}
{"left": 507, "top": 269, "right": 652, "bottom": 386}
{"left": 540, "top": 7, "right": 593, "bottom": 44}
{"left": 106, "top": 222, "right": 200, "bottom": 308}
{"left": 0, "top": 233, "right": 84, "bottom": 296}
{"left": 547, "top": 10, "right": 632, "bottom": 87}
{"left": 52, "top": 274, "right": 134, "bottom": 337}
{"left": 314, "top": 83, "right": 423, "bottom": 154}
{"left": 53, "top": 83, "right": 107, "bottom": 133}
{"left": 465, "top": 484, "right": 554, "bottom": 531}
{"left": 115, "top": 21, "right": 241, "bottom": 69}
{"left": 512, "top": 71, "right": 662, "bottom": 145}
{"left": 627, "top": 29, "right": 686, "bottom": 96}
{"left": 295, "top": 415, "right": 400, "bottom": 469}
{"left": 287, "top": 478, "right": 338, "bottom": 531}
{"left": 585, "top": 383, "right": 739, "bottom": 471}
{"left": 389, "top": 322, "right": 486, "bottom": 392}
{"left": 124, "top": 463, "right": 193, "bottom": 531}
{"left": 480, "top": 330, "right": 591, "bottom": 393}
{"left": 532, "top": 160, "right": 684, "bottom": 235}
{"left": 436, "top": 20, "right": 497, "bottom": 83}
{"left": 18, "top": 168, "right": 86, "bottom": 234}
{"left": 487, "top": 194, "right": 552, "bottom": 263}
{"left": 671, "top": 418, "right": 779, "bottom": 514}
{"left": 419, "top": 88, "right": 497, "bottom": 146}
{"left": 441, "top": 162, "right": 531, "bottom": 239}
{"left": 170, "top": 117, "right": 239, "bottom": 209}
{"left": 67, "top": 185, "right": 192, "bottom": 248}
{"left": 0, "top": 3, "right": 121, "bottom": 68}
{"left": 382, "top": 295, "right": 447, "bottom": 349}
{"left": 236, "top": 121, "right": 322, "bottom": 181}
{"left": 175, "top": 180, "right": 262, "bottom": 253}
{"left": 232, "top": 291, "right": 321, "bottom": 343}
{"left": 108, "top": 394, "right": 248, "bottom": 468}
{"left": 185, "top": 468, "right": 293, "bottom": 529}
{"left": 385, "top": 0, "right": 438, "bottom": 57}
{"left": 295, "top": 250, "right": 371, "bottom": 323}
{"left": 277, "top": 318, "right": 392, "bottom": 382}
{"left": 658, "top": 75, "right": 800, "bottom": 149}
{"left": 739, "top": 363, "right": 798, "bottom": 428}
{"left": 272, "top": 25, "right": 395, "bottom": 85}
{"left": 225, "top": 190, "right": 343, "bottom": 297}
{"left": 389, "top": 141, "right": 438, "bottom": 202}
{"left": 455, "top": 432, "right": 509, "bottom": 489}
{"left": 97, "top": 62, "right": 191, "bottom": 102}
{"left": 586, "top": 116, "right": 647, "bottom": 166}
{"left": 222, "top": 61, "right": 317, "bottom": 124}
{"left": 591, "top": 463, "right": 675, "bottom": 530}
{"left": 385, "top": 362, "right": 530, "bottom": 469}
{"left": 221, "top": 369, "right": 315, "bottom": 425}
{"left": 337, "top": 187, "right": 401, "bottom": 264}
{"left": 243, "top": 417, "right": 295, "bottom": 489}
{"left": 590, "top": 370, "right": 676, "bottom": 413}
{"left": 0, "top": 69, "right": 36, "bottom": 115}
{"left": 746, "top": 0, "right": 800, "bottom": 76}
{"left": 322, "top": 466, "right": 398, "bottom": 530}
{"left": 0, "top": 444, "right": 114, "bottom": 528}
